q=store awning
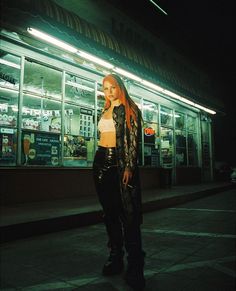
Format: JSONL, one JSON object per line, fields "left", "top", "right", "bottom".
{"left": 2, "top": 0, "right": 224, "bottom": 111}
{"left": 3, "top": 0, "right": 157, "bottom": 73}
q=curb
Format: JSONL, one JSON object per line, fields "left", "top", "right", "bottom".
{"left": 1, "top": 183, "right": 235, "bottom": 243}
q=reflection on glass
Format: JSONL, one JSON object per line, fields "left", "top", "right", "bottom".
{"left": 175, "top": 130, "right": 187, "bottom": 166}
{"left": 0, "top": 52, "right": 20, "bottom": 91}
{"left": 0, "top": 91, "right": 18, "bottom": 128}
{"left": 188, "top": 133, "right": 198, "bottom": 166}
{"left": 161, "top": 127, "right": 173, "bottom": 167}
{"left": 130, "top": 95, "right": 141, "bottom": 109}
{"left": 175, "top": 112, "right": 185, "bottom": 130}
{"left": 0, "top": 52, "right": 20, "bottom": 129}
{"left": 65, "top": 73, "right": 95, "bottom": 106}
{"left": 64, "top": 134, "right": 94, "bottom": 167}
{"left": 160, "top": 106, "right": 173, "bottom": 127}
{"left": 143, "top": 100, "right": 158, "bottom": 122}
{"left": 22, "top": 94, "right": 61, "bottom": 133}
{"left": 23, "top": 59, "right": 62, "bottom": 99}
{"left": 187, "top": 115, "right": 196, "bottom": 131}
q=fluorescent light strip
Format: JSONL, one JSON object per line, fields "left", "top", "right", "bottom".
{"left": 179, "top": 97, "right": 195, "bottom": 106}
{"left": 141, "top": 80, "right": 163, "bottom": 92}
{"left": 77, "top": 51, "right": 114, "bottom": 69}
{"left": 194, "top": 103, "right": 216, "bottom": 114}
{"left": 162, "top": 89, "right": 180, "bottom": 99}
{"left": 149, "top": 0, "right": 168, "bottom": 15}
{"left": 0, "top": 59, "right": 20, "bottom": 69}
{"left": 66, "top": 81, "right": 94, "bottom": 92}
{"left": 27, "top": 28, "right": 216, "bottom": 114}
{"left": 113, "top": 67, "right": 142, "bottom": 82}
{"left": 27, "top": 28, "right": 78, "bottom": 53}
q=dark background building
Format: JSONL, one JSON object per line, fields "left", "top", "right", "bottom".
{"left": 107, "top": 0, "right": 236, "bottom": 165}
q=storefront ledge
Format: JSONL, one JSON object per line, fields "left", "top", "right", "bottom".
{"left": 1, "top": 182, "right": 235, "bottom": 243}
{"left": 0, "top": 167, "right": 163, "bottom": 204}
{"left": 0, "top": 210, "right": 104, "bottom": 243}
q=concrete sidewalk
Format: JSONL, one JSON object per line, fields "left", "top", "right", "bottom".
{"left": 1, "top": 182, "right": 235, "bottom": 243}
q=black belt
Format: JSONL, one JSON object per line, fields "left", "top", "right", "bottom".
{"left": 98, "top": 146, "right": 116, "bottom": 155}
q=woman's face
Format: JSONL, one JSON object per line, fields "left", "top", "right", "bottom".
{"left": 103, "top": 80, "right": 119, "bottom": 102}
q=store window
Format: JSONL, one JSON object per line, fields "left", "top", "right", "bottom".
{"left": 175, "top": 111, "right": 185, "bottom": 130}
{"left": 188, "top": 133, "right": 198, "bottom": 166}
{"left": 175, "top": 130, "right": 187, "bottom": 166}
{"left": 160, "top": 106, "right": 173, "bottom": 127}
{"left": 131, "top": 96, "right": 143, "bottom": 165}
{"left": 175, "top": 112, "right": 187, "bottom": 166}
{"left": 187, "top": 115, "right": 196, "bottom": 131}
{"left": 143, "top": 100, "right": 159, "bottom": 167}
{"left": 96, "top": 83, "right": 105, "bottom": 145}
{"left": 160, "top": 127, "right": 173, "bottom": 167}
{"left": 0, "top": 51, "right": 20, "bottom": 165}
{"left": 187, "top": 115, "right": 198, "bottom": 166}
{"left": 160, "top": 106, "right": 173, "bottom": 167}
{"left": 64, "top": 73, "right": 95, "bottom": 167}
{"left": 22, "top": 59, "right": 62, "bottom": 166}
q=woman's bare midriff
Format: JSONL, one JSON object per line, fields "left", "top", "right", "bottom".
{"left": 99, "top": 132, "right": 116, "bottom": 147}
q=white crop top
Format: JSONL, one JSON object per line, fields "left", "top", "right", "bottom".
{"left": 98, "top": 117, "right": 116, "bottom": 133}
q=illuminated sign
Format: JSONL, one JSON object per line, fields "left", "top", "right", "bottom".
{"left": 144, "top": 127, "right": 155, "bottom": 136}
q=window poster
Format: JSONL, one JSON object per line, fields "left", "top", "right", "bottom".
{"left": 22, "top": 131, "right": 60, "bottom": 166}
{"left": 79, "top": 107, "right": 93, "bottom": 138}
{"left": 0, "top": 128, "right": 16, "bottom": 163}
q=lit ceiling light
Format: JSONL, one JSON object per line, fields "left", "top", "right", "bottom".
{"left": 77, "top": 51, "right": 114, "bottom": 69}
{"left": 141, "top": 80, "right": 163, "bottom": 92}
{"left": 149, "top": 0, "right": 168, "bottom": 15}
{"left": 162, "top": 89, "right": 180, "bottom": 99}
{"left": 113, "top": 67, "right": 142, "bottom": 82}
{"left": 27, "top": 28, "right": 78, "bottom": 53}
{"left": 194, "top": 103, "right": 216, "bottom": 114}
{"left": 0, "top": 59, "right": 20, "bottom": 69}
{"left": 179, "top": 97, "right": 195, "bottom": 106}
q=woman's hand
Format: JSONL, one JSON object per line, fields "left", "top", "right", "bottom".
{"left": 123, "top": 169, "right": 132, "bottom": 186}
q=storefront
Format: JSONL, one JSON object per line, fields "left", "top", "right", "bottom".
{"left": 0, "top": 0, "right": 217, "bottom": 204}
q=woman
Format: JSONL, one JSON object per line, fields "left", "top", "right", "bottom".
{"left": 93, "top": 73, "right": 145, "bottom": 290}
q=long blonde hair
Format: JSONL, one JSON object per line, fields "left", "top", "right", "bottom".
{"left": 102, "top": 74, "right": 140, "bottom": 129}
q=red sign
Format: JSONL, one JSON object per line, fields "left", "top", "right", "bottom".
{"left": 144, "top": 127, "right": 155, "bottom": 136}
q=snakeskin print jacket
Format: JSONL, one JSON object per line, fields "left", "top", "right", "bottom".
{"left": 111, "top": 104, "right": 143, "bottom": 224}
{"left": 112, "top": 104, "right": 141, "bottom": 173}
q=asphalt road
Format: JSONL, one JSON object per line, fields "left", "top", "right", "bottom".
{"left": 1, "top": 188, "right": 236, "bottom": 290}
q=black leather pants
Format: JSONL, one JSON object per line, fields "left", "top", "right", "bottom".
{"left": 93, "top": 146, "right": 144, "bottom": 263}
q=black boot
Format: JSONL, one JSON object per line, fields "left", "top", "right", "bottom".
{"left": 124, "top": 251, "right": 146, "bottom": 290}
{"left": 102, "top": 246, "right": 124, "bottom": 276}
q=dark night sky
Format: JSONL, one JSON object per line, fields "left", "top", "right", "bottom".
{"left": 108, "top": 0, "right": 236, "bottom": 165}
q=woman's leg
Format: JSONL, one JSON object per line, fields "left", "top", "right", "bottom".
{"left": 93, "top": 150, "right": 124, "bottom": 275}
{"left": 120, "top": 168, "right": 146, "bottom": 289}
